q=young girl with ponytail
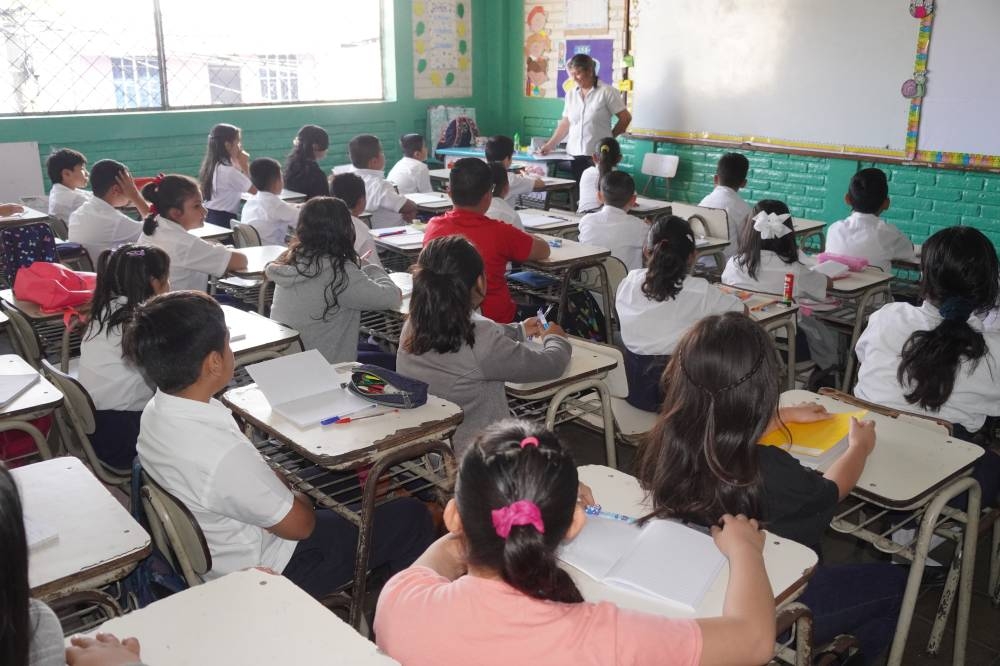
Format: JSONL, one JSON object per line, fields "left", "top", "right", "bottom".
{"left": 577, "top": 136, "right": 622, "bottom": 213}
{"left": 374, "top": 419, "right": 777, "bottom": 666}
{"left": 615, "top": 215, "right": 744, "bottom": 411}
{"left": 283, "top": 125, "right": 330, "bottom": 200}
{"left": 397, "top": 236, "right": 571, "bottom": 455}
{"left": 199, "top": 123, "right": 253, "bottom": 228}
{"left": 139, "top": 175, "right": 247, "bottom": 292}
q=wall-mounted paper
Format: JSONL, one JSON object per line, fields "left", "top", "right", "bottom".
{"left": 414, "top": 0, "right": 473, "bottom": 99}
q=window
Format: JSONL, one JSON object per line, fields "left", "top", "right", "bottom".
{"left": 0, "top": 0, "right": 384, "bottom": 115}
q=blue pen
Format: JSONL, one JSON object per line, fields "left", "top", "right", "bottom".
{"left": 320, "top": 415, "right": 342, "bottom": 426}
{"left": 584, "top": 504, "right": 635, "bottom": 523}
{"left": 537, "top": 304, "right": 554, "bottom": 330}
{"left": 320, "top": 404, "right": 375, "bottom": 426}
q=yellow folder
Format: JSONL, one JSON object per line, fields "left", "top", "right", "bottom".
{"left": 759, "top": 410, "right": 867, "bottom": 456}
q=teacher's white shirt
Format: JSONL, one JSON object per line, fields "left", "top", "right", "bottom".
{"left": 562, "top": 83, "right": 626, "bottom": 157}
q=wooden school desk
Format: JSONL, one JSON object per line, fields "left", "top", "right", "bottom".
{"left": 17, "top": 456, "right": 151, "bottom": 600}
{"left": 792, "top": 217, "right": 826, "bottom": 251}
{"left": 405, "top": 191, "right": 452, "bottom": 214}
{"left": 227, "top": 244, "right": 285, "bottom": 278}
{"left": 373, "top": 225, "right": 425, "bottom": 262}
{"left": 221, "top": 365, "right": 462, "bottom": 628}
{"left": 239, "top": 188, "right": 306, "bottom": 203}
{"left": 0, "top": 205, "right": 50, "bottom": 228}
{"left": 223, "top": 305, "right": 301, "bottom": 361}
{"left": 190, "top": 221, "right": 233, "bottom": 241}
{"left": 716, "top": 286, "right": 800, "bottom": 389}
{"left": 519, "top": 208, "right": 581, "bottom": 237}
{"left": 0, "top": 354, "right": 63, "bottom": 464}
{"left": 631, "top": 195, "right": 673, "bottom": 218}
{"left": 781, "top": 389, "right": 984, "bottom": 666}
{"left": 75, "top": 569, "right": 400, "bottom": 666}
{"left": 358, "top": 272, "right": 410, "bottom": 349}
{"left": 515, "top": 176, "right": 579, "bottom": 212}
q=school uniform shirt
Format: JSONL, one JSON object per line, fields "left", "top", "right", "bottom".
{"left": 241, "top": 191, "right": 298, "bottom": 246}
{"left": 353, "top": 167, "right": 409, "bottom": 229}
{"left": 562, "top": 82, "right": 628, "bottom": 157}
{"left": 137, "top": 390, "right": 298, "bottom": 579}
{"left": 758, "top": 445, "right": 839, "bottom": 553}
{"left": 698, "top": 186, "right": 751, "bottom": 259}
{"left": 284, "top": 159, "right": 330, "bottom": 200}
{"left": 577, "top": 165, "right": 601, "bottom": 212}
{"left": 504, "top": 173, "right": 537, "bottom": 206}
{"left": 855, "top": 301, "right": 1000, "bottom": 433}
{"left": 67, "top": 196, "right": 143, "bottom": 262}
{"left": 423, "top": 208, "right": 535, "bottom": 323}
{"left": 79, "top": 298, "right": 154, "bottom": 412}
{"left": 386, "top": 156, "right": 432, "bottom": 195}
{"left": 579, "top": 205, "right": 648, "bottom": 272}
{"left": 722, "top": 250, "right": 827, "bottom": 300}
{"left": 486, "top": 196, "right": 524, "bottom": 230}
{"left": 374, "top": 566, "right": 702, "bottom": 666}
{"left": 48, "top": 182, "right": 92, "bottom": 221}
{"left": 617, "top": 271, "right": 744, "bottom": 356}
{"left": 203, "top": 163, "right": 252, "bottom": 214}
{"left": 825, "top": 212, "right": 916, "bottom": 272}
{"left": 139, "top": 216, "right": 233, "bottom": 292}
{"left": 28, "top": 599, "right": 66, "bottom": 666}
{"left": 353, "top": 215, "right": 382, "bottom": 268}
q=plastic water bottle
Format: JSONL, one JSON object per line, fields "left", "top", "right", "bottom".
{"left": 513, "top": 132, "right": 521, "bottom": 153}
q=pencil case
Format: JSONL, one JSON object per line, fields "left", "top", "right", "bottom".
{"left": 816, "top": 252, "right": 869, "bottom": 272}
{"left": 347, "top": 364, "right": 428, "bottom": 409}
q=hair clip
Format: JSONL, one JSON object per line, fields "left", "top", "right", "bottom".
{"left": 125, "top": 248, "right": 146, "bottom": 257}
{"left": 520, "top": 436, "right": 540, "bottom": 448}
{"left": 152, "top": 173, "right": 165, "bottom": 186}
{"left": 147, "top": 203, "right": 158, "bottom": 216}
{"left": 491, "top": 500, "right": 545, "bottom": 539}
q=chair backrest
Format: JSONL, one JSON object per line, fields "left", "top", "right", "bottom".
{"left": 140, "top": 471, "right": 212, "bottom": 587}
{"left": 0, "top": 300, "right": 43, "bottom": 367}
{"left": 567, "top": 337, "right": 629, "bottom": 399}
{"left": 669, "top": 202, "right": 730, "bottom": 240}
{"left": 1, "top": 222, "right": 58, "bottom": 285}
{"left": 577, "top": 256, "right": 629, "bottom": 323}
{"left": 640, "top": 153, "right": 679, "bottom": 179}
{"left": 47, "top": 216, "right": 70, "bottom": 240}
{"left": 231, "top": 222, "right": 262, "bottom": 248}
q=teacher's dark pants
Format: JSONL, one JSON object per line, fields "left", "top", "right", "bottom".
{"left": 568, "top": 155, "right": 593, "bottom": 183}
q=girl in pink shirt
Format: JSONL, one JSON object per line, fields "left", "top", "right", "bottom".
{"left": 374, "top": 419, "right": 777, "bottom": 666}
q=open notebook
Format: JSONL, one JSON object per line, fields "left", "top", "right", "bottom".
{"left": 559, "top": 517, "right": 725, "bottom": 612}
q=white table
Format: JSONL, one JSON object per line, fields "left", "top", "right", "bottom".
{"left": 716, "top": 286, "right": 801, "bottom": 389}
{"left": 16, "top": 457, "right": 151, "bottom": 599}
{"left": 793, "top": 217, "right": 826, "bottom": 250}
{"left": 240, "top": 188, "right": 306, "bottom": 202}
{"left": 73, "top": 569, "right": 398, "bottom": 665}
{"left": 223, "top": 305, "right": 301, "bottom": 360}
{"left": 373, "top": 225, "right": 425, "bottom": 257}
{"left": 405, "top": 191, "right": 452, "bottom": 213}
{"left": 819, "top": 268, "right": 893, "bottom": 391}
{"left": 632, "top": 196, "right": 673, "bottom": 217}
{"left": 229, "top": 245, "right": 286, "bottom": 278}
{"left": 519, "top": 209, "right": 581, "bottom": 236}
{"left": 190, "top": 222, "right": 233, "bottom": 241}
{"left": 0, "top": 205, "right": 50, "bottom": 228}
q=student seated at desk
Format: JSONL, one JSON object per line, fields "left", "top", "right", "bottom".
{"left": 79, "top": 244, "right": 168, "bottom": 471}
{"left": 855, "top": 226, "right": 1000, "bottom": 506}
{"left": 267, "top": 197, "right": 400, "bottom": 364}
{"left": 47, "top": 148, "right": 92, "bottom": 221}
{"left": 387, "top": 133, "right": 433, "bottom": 195}
{"left": 397, "top": 237, "right": 570, "bottom": 455}
{"left": 578, "top": 171, "right": 648, "bottom": 272}
{"left": 241, "top": 158, "right": 299, "bottom": 246}
{"left": 826, "top": 168, "right": 916, "bottom": 272}
{"left": 636, "top": 313, "right": 906, "bottom": 663}
{"left": 138, "top": 175, "right": 247, "bottom": 292}
{"left": 330, "top": 172, "right": 381, "bottom": 268}
{"left": 577, "top": 137, "right": 621, "bottom": 214}
{"left": 124, "top": 292, "right": 434, "bottom": 599}
{"left": 485, "top": 162, "right": 524, "bottom": 230}
{"left": 699, "top": 153, "right": 751, "bottom": 260}
{"left": 375, "top": 420, "right": 777, "bottom": 666}
{"left": 616, "top": 217, "right": 743, "bottom": 412}
{"left": 423, "top": 158, "right": 550, "bottom": 324}
{"left": 349, "top": 134, "right": 418, "bottom": 229}
{"left": 67, "top": 160, "right": 149, "bottom": 261}
{"left": 199, "top": 123, "right": 253, "bottom": 228}
{"left": 283, "top": 125, "right": 330, "bottom": 200}
{"left": 484, "top": 135, "right": 545, "bottom": 206}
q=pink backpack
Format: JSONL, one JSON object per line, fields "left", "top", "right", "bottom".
{"left": 13, "top": 262, "right": 96, "bottom": 314}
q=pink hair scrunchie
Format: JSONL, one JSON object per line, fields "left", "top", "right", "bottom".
{"left": 491, "top": 500, "right": 545, "bottom": 539}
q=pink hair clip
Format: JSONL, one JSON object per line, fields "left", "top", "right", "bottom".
{"left": 147, "top": 203, "right": 158, "bottom": 216}
{"left": 520, "top": 436, "right": 539, "bottom": 449}
{"left": 152, "top": 172, "right": 165, "bottom": 186}
{"left": 491, "top": 500, "right": 545, "bottom": 539}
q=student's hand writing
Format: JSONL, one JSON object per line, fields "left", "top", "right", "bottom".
{"left": 538, "top": 143, "right": 552, "bottom": 155}
{"left": 540, "top": 322, "right": 567, "bottom": 338}
{"left": 778, "top": 403, "right": 831, "bottom": 424}
{"left": 0, "top": 203, "right": 24, "bottom": 217}
{"left": 848, "top": 417, "right": 876, "bottom": 456}
{"left": 710, "top": 514, "right": 765, "bottom": 559}
{"left": 66, "top": 633, "right": 142, "bottom": 666}
{"left": 522, "top": 316, "right": 545, "bottom": 338}
{"left": 577, "top": 482, "right": 596, "bottom": 507}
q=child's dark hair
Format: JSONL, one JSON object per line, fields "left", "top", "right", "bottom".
{"left": 89, "top": 159, "right": 128, "bottom": 198}
{"left": 0, "top": 462, "right": 30, "bottom": 666}
{"left": 847, "top": 167, "right": 889, "bottom": 215}
{"left": 88, "top": 244, "right": 170, "bottom": 340}
{"left": 286, "top": 125, "right": 329, "bottom": 167}
{"left": 199, "top": 123, "right": 241, "bottom": 201}
{"left": 46, "top": 148, "right": 86, "bottom": 184}
{"left": 249, "top": 157, "right": 281, "bottom": 192}
{"left": 716, "top": 153, "right": 749, "bottom": 189}
{"left": 400, "top": 133, "right": 425, "bottom": 158}
{"left": 488, "top": 161, "right": 509, "bottom": 197}
{"left": 600, "top": 170, "right": 635, "bottom": 209}
{"left": 349, "top": 134, "right": 382, "bottom": 169}
{"left": 484, "top": 135, "right": 515, "bottom": 162}
{"left": 330, "top": 172, "right": 367, "bottom": 210}
{"left": 448, "top": 158, "right": 493, "bottom": 207}
{"left": 594, "top": 137, "right": 621, "bottom": 178}
{"left": 122, "top": 291, "right": 228, "bottom": 394}
{"left": 636, "top": 312, "right": 779, "bottom": 527}
{"left": 898, "top": 226, "right": 1000, "bottom": 412}
{"left": 734, "top": 199, "right": 798, "bottom": 281}
{"left": 641, "top": 215, "right": 696, "bottom": 301}
{"left": 404, "top": 236, "right": 483, "bottom": 355}
{"left": 140, "top": 175, "right": 201, "bottom": 235}
{"left": 457, "top": 419, "right": 583, "bottom": 604}
{"left": 277, "top": 197, "right": 358, "bottom": 321}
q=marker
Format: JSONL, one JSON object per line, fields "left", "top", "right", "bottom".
{"left": 537, "top": 304, "right": 554, "bottom": 330}
{"left": 584, "top": 504, "right": 635, "bottom": 523}
{"left": 320, "top": 404, "right": 377, "bottom": 426}
{"left": 377, "top": 229, "right": 408, "bottom": 238}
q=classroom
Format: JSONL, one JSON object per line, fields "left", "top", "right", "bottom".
{"left": 2, "top": 1, "right": 1000, "bottom": 665}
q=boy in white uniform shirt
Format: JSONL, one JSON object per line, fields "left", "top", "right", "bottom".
{"left": 349, "top": 134, "right": 418, "bottom": 229}
{"left": 47, "top": 148, "right": 92, "bottom": 221}
{"left": 578, "top": 171, "right": 649, "bottom": 272}
{"left": 485, "top": 135, "right": 544, "bottom": 206}
{"left": 387, "top": 134, "right": 432, "bottom": 195}
{"left": 485, "top": 163, "right": 524, "bottom": 230}
{"left": 699, "top": 153, "right": 752, "bottom": 260}
{"left": 68, "top": 159, "right": 149, "bottom": 261}
{"left": 241, "top": 158, "right": 299, "bottom": 246}
{"left": 330, "top": 172, "right": 383, "bottom": 267}
{"left": 826, "top": 167, "right": 916, "bottom": 272}
{"left": 126, "top": 291, "right": 434, "bottom": 597}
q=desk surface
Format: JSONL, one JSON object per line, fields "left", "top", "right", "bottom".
{"left": 16, "top": 457, "right": 150, "bottom": 596}
{"left": 570, "top": 465, "right": 817, "bottom": 618}
{"left": 520, "top": 209, "right": 582, "bottom": 232}
{"left": 695, "top": 236, "right": 730, "bottom": 256}
{"left": 792, "top": 218, "right": 826, "bottom": 236}
{"left": 540, "top": 176, "right": 576, "bottom": 189}
{"left": 716, "top": 286, "right": 799, "bottom": 325}
{"left": 633, "top": 196, "right": 673, "bottom": 216}
{"left": 0, "top": 205, "right": 49, "bottom": 226}
{"left": 0, "top": 289, "right": 80, "bottom": 322}
{"left": 405, "top": 192, "right": 452, "bottom": 210}
{"left": 506, "top": 337, "right": 617, "bottom": 397}
{"left": 190, "top": 222, "right": 233, "bottom": 240}
{"left": 76, "top": 569, "right": 399, "bottom": 665}
{"left": 435, "top": 147, "right": 571, "bottom": 162}
{"left": 0, "top": 354, "right": 63, "bottom": 419}
{"left": 522, "top": 235, "right": 611, "bottom": 270}
{"left": 827, "top": 267, "right": 893, "bottom": 297}
{"left": 781, "top": 390, "right": 984, "bottom": 508}
{"left": 240, "top": 189, "right": 305, "bottom": 202}
{"left": 230, "top": 245, "right": 286, "bottom": 277}
{"left": 224, "top": 306, "right": 299, "bottom": 357}
{"left": 374, "top": 225, "right": 425, "bottom": 253}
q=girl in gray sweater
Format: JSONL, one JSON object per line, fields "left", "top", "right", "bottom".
{"left": 267, "top": 197, "right": 401, "bottom": 363}
{"left": 397, "top": 236, "right": 571, "bottom": 454}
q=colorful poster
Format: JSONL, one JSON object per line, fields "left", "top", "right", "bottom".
{"left": 414, "top": 0, "right": 472, "bottom": 99}
{"left": 524, "top": 4, "right": 552, "bottom": 97}
{"left": 557, "top": 38, "right": 614, "bottom": 98}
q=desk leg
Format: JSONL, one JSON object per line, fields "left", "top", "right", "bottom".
{"left": 784, "top": 317, "right": 797, "bottom": 391}
{"left": 839, "top": 284, "right": 891, "bottom": 394}
{"left": 594, "top": 262, "right": 612, "bottom": 344}
{"left": 543, "top": 379, "right": 617, "bottom": 469}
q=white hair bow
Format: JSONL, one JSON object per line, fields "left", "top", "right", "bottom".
{"left": 752, "top": 211, "right": 792, "bottom": 240}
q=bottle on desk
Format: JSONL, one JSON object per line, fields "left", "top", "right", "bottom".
{"left": 783, "top": 273, "right": 795, "bottom": 305}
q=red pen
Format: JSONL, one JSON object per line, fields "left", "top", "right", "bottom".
{"left": 334, "top": 409, "right": 398, "bottom": 424}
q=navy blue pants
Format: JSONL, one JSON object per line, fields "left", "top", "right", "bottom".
{"left": 90, "top": 410, "right": 142, "bottom": 471}
{"left": 205, "top": 208, "right": 238, "bottom": 228}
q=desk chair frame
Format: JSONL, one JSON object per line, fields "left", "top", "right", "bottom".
{"left": 640, "top": 153, "right": 679, "bottom": 201}
{"left": 140, "top": 471, "right": 212, "bottom": 588}
{"left": 231, "top": 222, "right": 262, "bottom": 248}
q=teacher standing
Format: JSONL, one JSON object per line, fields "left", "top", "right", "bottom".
{"left": 539, "top": 53, "right": 632, "bottom": 182}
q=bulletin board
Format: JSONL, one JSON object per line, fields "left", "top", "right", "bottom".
{"left": 413, "top": 0, "right": 473, "bottom": 99}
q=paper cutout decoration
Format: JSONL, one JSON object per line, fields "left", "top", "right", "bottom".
{"left": 414, "top": 0, "right": 472, "bottom": 99}
{"left": 910, "top": 0, "right": 934, "bottom": 19}
{"left": 901, "top": 70, "right": 927, "bottom": 98}
{"left": 525, "top": 5, "right": 551, "bottom": 97}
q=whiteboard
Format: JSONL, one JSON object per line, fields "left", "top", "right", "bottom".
{"left": 629, "top": 0, "right": 920, "bottom": 155}
{"left": 0, "top": 142, "right": 44, "bottom": 202}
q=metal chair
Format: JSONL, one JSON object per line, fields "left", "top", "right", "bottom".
{"left": 231, "top": 222, "right": 262, "bottom": 248}
{"left": 140, "top": 471, "right": 212, "bottom": 588}
{"left": 640, "top": 153, "right": 679, "bottom": 199}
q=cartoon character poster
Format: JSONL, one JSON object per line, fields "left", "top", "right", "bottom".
{"left": 556, "top": 38, "right": 614, "bottom": 98}
{"left": 524, "top": 5, "right": 551, "bottom": 97}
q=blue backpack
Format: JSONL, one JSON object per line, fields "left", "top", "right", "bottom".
{"left": 436, "top": 116, "right": 479, "bottom": 149}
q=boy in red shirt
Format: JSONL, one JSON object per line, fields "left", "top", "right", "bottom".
{"left": 423, "top": 158, "right": 550, "bottom": 323}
